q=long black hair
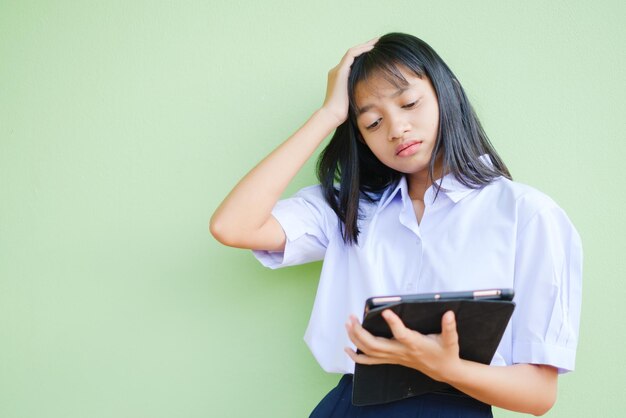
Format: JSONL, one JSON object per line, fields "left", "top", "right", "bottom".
{"left": 317, "top": 32, "right": 511, "bottom": 244}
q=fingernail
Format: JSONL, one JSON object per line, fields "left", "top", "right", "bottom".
{"left": 446, "top": 312, "right": 455, "bottom": 322}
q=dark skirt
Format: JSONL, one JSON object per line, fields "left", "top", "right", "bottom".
{"left": 309, "top": 375, "right": 492, "bottom": 418}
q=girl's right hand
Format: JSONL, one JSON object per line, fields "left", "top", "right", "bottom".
{"left": 210, "top": 38, "right": 377, "bottom": 252}
{"left": 321, "top": 38, "right": 378, "bottom": 126}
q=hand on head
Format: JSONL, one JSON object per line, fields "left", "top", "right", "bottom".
{"left": 321, "top": 37, "right": 378, "bottom": 126}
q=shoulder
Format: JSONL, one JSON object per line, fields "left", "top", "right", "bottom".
{"left": 281, "top": 184, "right": 333, "bottom": 218}
{"left": 486, "top": 177, "right": 555, "bottom": 204}
{"left": 292, "top": 184, "right": 327, "bottom": 202}
{"left": 292, "top": 184, "right": 383, "bottom": 212}
{"left": 484, "top": 178, "right": 579, "bottom": 240}
{"left": 486, "top": 177, "right": 559, "bottom": 211}
{"left": 278, "top": 185, "right": 339, "bottom": 229}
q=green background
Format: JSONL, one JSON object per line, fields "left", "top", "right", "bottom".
{"left": 1, "top": 0, "right": 624, "bottom": 416}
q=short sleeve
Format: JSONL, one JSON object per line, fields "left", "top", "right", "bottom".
{"left": 512, "top": 204, "right": 583, "bottom": 373}
{"left": 252, "top": 185, "right": 337, "bottom": 269}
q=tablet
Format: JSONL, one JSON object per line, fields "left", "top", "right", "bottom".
{"left": 352, "top": 289, "right": 515, "bottom": 406}
{"left": 365, "top": 288, "right": 514, "bottom": 312}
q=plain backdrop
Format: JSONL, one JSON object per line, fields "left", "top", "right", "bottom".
{"left": 1, "top": 0, "right": 625, "bottom": 416}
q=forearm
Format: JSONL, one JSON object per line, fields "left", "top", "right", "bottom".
{"left": 210, "top": 108, "right": 338, "bottom": 249}
{"left": 445, "top": 361, "right": 557, "bottom": 416}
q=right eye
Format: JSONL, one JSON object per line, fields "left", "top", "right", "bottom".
{"left": 366, "top": 118, "right": 381, "bottom": 130}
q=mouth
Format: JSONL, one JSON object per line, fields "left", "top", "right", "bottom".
{"left": 395, "top": 140, "right": 423, "bottom": 156}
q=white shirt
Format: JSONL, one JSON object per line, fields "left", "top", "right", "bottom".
{"left": 253, "top": 173, "right": 582, "bottom": 375}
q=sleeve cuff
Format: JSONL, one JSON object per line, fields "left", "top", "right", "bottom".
{"left": 252, "top": 199, "right": 327, "bottom": 269}
{"left": 512, "top": 341, "right": 577, "bottom": 374}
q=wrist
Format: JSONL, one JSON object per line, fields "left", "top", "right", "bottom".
{"left": 438, "top": 357, "right": 467, "bottom": 386}
{"left": 316, "top": 106, "right": 347, "bottom": 128}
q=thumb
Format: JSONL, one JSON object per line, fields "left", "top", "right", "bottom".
{"left": 441, "top": 311, "right": 458, "bottom": 350}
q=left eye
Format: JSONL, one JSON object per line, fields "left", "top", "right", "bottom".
{"left": 402, "top": 101, "right": 417, "bottom": 109}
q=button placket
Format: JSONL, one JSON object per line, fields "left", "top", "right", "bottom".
{"left": 404, "top": 235, "right": 422, "bottom": 291}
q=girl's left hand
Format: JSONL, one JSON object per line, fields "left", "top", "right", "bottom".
{"left": 345, "top": 310, "right": 461, "bottom": 383}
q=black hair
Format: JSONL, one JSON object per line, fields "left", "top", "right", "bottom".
{"left": 317, "top": 32, "right": 511, "bottom": 244}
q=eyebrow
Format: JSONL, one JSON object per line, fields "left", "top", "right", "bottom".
{"left": 357, "top": 87, "right": 409, "bottom": 114}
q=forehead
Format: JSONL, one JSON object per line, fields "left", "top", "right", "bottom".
{"left": 354, "top": 66, "right": 427, "bottom": 106}
{"left": 354, "top": 65, "right": 428, "bottom": 101}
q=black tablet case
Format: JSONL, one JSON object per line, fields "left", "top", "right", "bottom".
{"left": 352, "top": 299, "right": 515, "bottom": 406}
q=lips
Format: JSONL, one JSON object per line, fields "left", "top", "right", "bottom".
{"left": 395, "top": 140, "right": 423, "bottom": 156}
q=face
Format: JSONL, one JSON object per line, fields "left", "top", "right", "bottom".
{"left": 354, "top": 66, "right": 440, "bottom": 180}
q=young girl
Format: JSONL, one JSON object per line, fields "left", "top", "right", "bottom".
{"left": 210, "top": 33, "right": 582, "bottom": 417}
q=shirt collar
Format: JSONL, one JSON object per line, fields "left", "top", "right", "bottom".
{"left": 377, "top": 177, "right": 406, "bottom": 212}
{"left": 377, "top": 155, "right": 494, "bottom": 209}
{"left": 428, "top": 174, "right": 475, "bottom": 203}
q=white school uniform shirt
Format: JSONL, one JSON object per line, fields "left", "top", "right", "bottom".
{"left": 253, "top": 171, "right": 583, "bottom": 375}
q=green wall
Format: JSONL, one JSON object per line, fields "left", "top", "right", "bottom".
{"left": 1, "top": 0, "right": 624, "bottom": 416}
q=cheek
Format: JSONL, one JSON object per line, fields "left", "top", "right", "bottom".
{"left": 429, "top": 106, "right": 440, "bottom": 132}
{"left": 416, "top": 108, "right": 438, "bottom": 127}
{"left": 363, "top": 140, "right": 391, "bottom": 163}
{"left": 431, "top": 111, "right": 440, "bottom": 129}
{"left": 427, "top": 119, "right": 439, "bottom": 136}
{"left": 361, "top": 136, "right": 377, "bottom": 152}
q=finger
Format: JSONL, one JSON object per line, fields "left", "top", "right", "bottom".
{"left": 348, "top": 43, "right": 375, "bottom": 57}
{"left": 337, "top": 49, "right": 370, "bottom": 69}
{"left": 328, "top": 42, "right": 376, "bottom": 86}
{"left": 382, "top": 309, "right": 419, "bottom": 343}
{"left": 346, "top": 315, "right": 393, "bottom": 356}
{"left": 344, "top": 347, "right": 389, "bottom": 365}
{"left": 357, "top": 37, "right": 379, "bottom": 48}
{"left": 350, "top": 37, "right": 378, "bottom": 51}
{"left": 346, "top": 315, "right": 379, "bottom": 350}
{"left": 440, "top": 311, "right": 459, "bottom": 349}
{"left": 339, "top": 41, "right": 376, "bottom": 65}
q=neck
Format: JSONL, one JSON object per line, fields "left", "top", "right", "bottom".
{"left": 407, "top": 156, "right": 445, "bottom": 201}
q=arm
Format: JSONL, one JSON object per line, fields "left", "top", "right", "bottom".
{"left": 346, "top": 310, "right": 557, "bottom": 416}
{"left": 447, "top": 358, "right": 557, "bottom": 416}
{"left": 209, "top": 39, "right": 377, "bottom": 251}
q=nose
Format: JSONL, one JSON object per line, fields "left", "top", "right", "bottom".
{"left": 387, "top": 112, "right": 410, "bottom": 141}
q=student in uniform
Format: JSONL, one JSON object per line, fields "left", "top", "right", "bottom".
{"left": 210, "top": 33, "right": 582, "bottom": 417}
